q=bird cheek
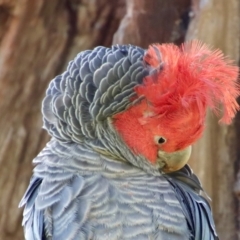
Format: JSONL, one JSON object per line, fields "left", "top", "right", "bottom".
{"left": 156, "top": 141, "right": 174, "bottom": 153}
{"left": 145, "top": 145, "right": 159, "bottom": 164}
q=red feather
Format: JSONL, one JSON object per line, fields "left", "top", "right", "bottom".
{"left": 136, "top": 41, "right": 240, "bottom": 124}
{"left": 114, "top": 41, "right": 240, "bottom": 161}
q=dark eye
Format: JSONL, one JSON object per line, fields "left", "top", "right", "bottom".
{"left": 158, "top": 137, "right": 166, "bottom": 144}
{"left": 154, "top": 136, "right": 166, "bottom": 145}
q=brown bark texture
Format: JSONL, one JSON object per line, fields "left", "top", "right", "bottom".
{"left": 113, "top": 0, "right": 191, "bottom": 47}
{"left": 186, "top": 0, "right": 240, "bottom": 239}
{"left": 0, "top": 0, "right": 124, "bottom": 239}
{"left": 0, "top": 0, "right": 239, "bottom": 239}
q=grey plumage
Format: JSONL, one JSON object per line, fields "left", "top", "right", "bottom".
{"left": 20, "top": 45, "right": 218, "bottom": 239}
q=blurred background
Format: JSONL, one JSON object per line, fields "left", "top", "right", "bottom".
{"left": 0, "top": 0, "right": 239, "bottom": 239}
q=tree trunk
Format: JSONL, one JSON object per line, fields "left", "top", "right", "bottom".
{"left": 0, "top": 1, "right": 124, "bottom": 239}
{"left": 113, "top": 0, "right": 191, "bottom": 47}
{"left": 186, "top": 0, "right": 240, "bottom": 239}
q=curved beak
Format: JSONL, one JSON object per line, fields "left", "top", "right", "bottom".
{"left": 157, "top": 146, "right": 192, "bottom": 173}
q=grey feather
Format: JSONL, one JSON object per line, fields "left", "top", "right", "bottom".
{"left": 166, "top": 165, "right": 218, "bottom": 240}
{"left": 20, "top": 45, "right": 218, "bottom": 240}
{"left": 19, "top": 177, "right": 44, "bottom": 240}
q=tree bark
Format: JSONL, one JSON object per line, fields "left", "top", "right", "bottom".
{"left": 186, "top": 0, "right": 240, "bottom": 239}
{"left": 0, "top": 0, "right": 124, "bottom": 239}
{"left": 113, "top": 0, "right": 191, "bottom": 47}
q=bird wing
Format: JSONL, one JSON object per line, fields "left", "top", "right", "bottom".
{"left": 19, "top": 144, "right": 90, "bottom": 240}
{"left": 19, "top": 177, "right": 44, "bottom": 240}
{"left": 166, "top": 165, "right": 219, "bottom": 240}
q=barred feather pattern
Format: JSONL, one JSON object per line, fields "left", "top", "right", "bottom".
{"left": 20, "top": 139, "right": 217, "bottom": 240}
{"left": 20, "top": 45, "right": 218, "bottom": 239}
{"left": 42, "top": 45, "right": 148, "bottom": 144}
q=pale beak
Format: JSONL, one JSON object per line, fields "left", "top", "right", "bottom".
{"left": 157, "top": 146, "right": 192, "bottom": 173}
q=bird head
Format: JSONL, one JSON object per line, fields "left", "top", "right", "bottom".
{"left": 113, "top": 41, "right": 239, "bottom": 172}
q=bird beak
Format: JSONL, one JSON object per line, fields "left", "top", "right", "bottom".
{"left": 157, "top": 146, "right": 192, "bottom": 173}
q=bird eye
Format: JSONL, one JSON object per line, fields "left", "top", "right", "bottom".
{"left": 154, "top": 136, "right": 166, "bottom": 145}
{"left": 158, "top": 137, "right": 166, "bottom": 144}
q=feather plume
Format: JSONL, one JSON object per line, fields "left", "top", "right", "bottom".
{"left": 136, "top": 40, "right": 240, "bottom": 124}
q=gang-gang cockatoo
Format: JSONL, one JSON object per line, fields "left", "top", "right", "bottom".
{"left": 20, "top": 41, "right": 240, "bottom": 240}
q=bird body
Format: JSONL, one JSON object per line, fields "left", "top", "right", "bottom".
{"left": 20, "top": 139, "right": 216, "bottom": 240}
{"left": 20, "top": 42, "right": 239, "bottom": 239}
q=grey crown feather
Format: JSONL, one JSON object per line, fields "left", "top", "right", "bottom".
{"left": 20, "top": 45, "right": 218, "bottom": 240}
{"left": 42, "top": 45, "right": 147, "bottom": 143}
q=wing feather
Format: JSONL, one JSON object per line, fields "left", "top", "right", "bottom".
{"left": 166, "top": 165, "right": 219, "bottom": 240}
